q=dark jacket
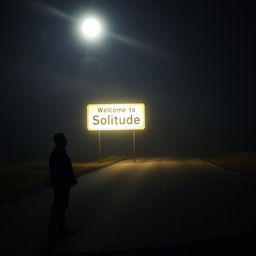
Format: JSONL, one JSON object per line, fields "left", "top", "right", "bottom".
{"left": 49, "top": 147, "right": 77, "bottom": 189}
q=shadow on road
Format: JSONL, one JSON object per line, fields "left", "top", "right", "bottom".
{"left": 42, "top": 232, "right": 77, "bottom": 255}
{"left": 41, "top": 235, "right": 256, "bottom": 255}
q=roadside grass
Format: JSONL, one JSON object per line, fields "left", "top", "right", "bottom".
{"left": 203, "top": 152, "right": 256, "bottom": 179}
{"left": 0, "top": 156, "right": 127, "bottom": 197}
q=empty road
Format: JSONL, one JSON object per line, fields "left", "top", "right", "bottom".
{"left": 1, "top": 157, "right": 256, "bottom": 255}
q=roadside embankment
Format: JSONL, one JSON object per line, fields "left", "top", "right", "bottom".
{"left": 0, "top": 156, "right": 127, "bottom": 205}
{"left": 201, "top": 152, "right": 256, "bottom": 180}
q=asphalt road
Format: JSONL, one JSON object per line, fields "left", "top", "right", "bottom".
{"left": 1, "top": 157, "right": 256, "bottom": 255}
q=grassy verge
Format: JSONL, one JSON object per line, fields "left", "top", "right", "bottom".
{"left": 202, "top": 152, "right": 256, "bottom": 179}
{"left": 0, "top": 156, "right": 127, "bottom": 205}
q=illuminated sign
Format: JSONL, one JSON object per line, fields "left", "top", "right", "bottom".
{"left": 87, "top": 103, "right": 145, "bottom": 131}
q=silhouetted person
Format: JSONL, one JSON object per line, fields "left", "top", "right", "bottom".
{"left": 48, "top": 133, "right": 77, "bottom": 237}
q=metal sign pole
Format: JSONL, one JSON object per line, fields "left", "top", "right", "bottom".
{"left": 133, "top": 130, "right": 136, "bottom": 162}
{"left": 98, "top": 131, "right": 101, "bottom": 163}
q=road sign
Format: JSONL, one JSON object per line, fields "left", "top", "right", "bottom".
{"left": 87, "top": 103, "right": 145, "bottom": 131}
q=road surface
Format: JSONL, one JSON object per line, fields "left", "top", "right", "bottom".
{"left": 0, "top": 157, "right": 256, "bottom": 255}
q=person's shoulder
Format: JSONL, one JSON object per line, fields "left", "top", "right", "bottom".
{"left": 51, "top": 148, "right": 68, "bottom": 158}
{"left": 50, "top": 148, "right": 62, "bottom": 158}
{"left": 50, "top": 148, "right": 57, "bottom": 155}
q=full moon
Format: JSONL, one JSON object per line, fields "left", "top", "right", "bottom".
{"left": 81, "top": 18, "right": 102, "bottom": 39}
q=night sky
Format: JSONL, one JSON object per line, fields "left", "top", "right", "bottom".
{"left": 2, "top": 0, "right": 256, "bottom": 162}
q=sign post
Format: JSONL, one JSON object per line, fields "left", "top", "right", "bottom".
{"left": 98, "top": 131, "right": 101, "bottom": 163}
{"left": 87, "top": 103, "right": 145, "bottom": 161}
{"left": 133, "top": 130, "right": 136, "bottom": 162}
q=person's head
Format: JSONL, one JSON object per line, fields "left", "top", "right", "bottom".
{"left": 53, "top": 133, "right": 67, "bottom": 148}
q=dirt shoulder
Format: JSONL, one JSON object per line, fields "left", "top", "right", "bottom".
{"left": 201, "top": 152, "right": 256, "bottom": 180}
{"left": 0, "top": 156, "right": 127, "bottom": 206}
